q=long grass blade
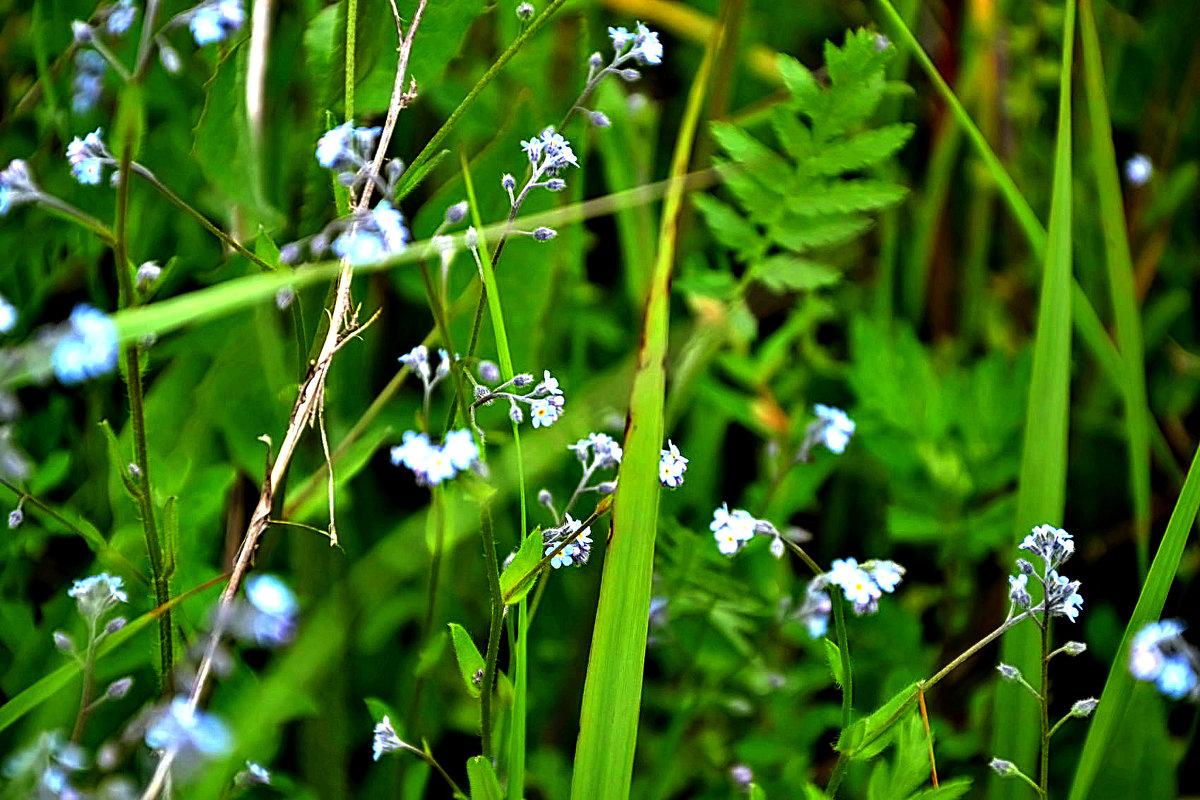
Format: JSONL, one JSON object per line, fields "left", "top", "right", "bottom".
{"left": 568, "top": 14, "right": 725, "bottom": 800}
{"left": 1079, "top": 0, "right": 1152, "bottom": 577}
{"left": 1068, "top": 445, "right": 1200, "bottom": 799}
{"left": 989, "top": 0, "right": 1075, "bottom": 783}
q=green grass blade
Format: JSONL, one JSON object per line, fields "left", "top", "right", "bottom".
{"left": 568, "top": 18, "right": 724, "bottom": 800}
{"left": 991, "top": 0, "right": 1076, "bottom": 782}
{"left": 1079, "top": 0, "right": 1152, "bottom": 578}
{"left": 1067, "top": 445, "right": 1200, "bottom": 799}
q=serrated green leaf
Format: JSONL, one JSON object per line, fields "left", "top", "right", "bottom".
{"left": 769, "top": 214, "right": 871, "bottom": 253}
{"left": 778, "top": 54, "right": 820, "bottom": 109}
{"left": 789, "top": 179, "right": 908, "bottom": 215}
{"left": 448, "top": 623, "right": 485, "bottom": 699}
{"left": 802, "top": 124, "right": 915, "bottom": 177}
{"left": 710, "top": 122, "right": 788, "bottom": 174}
{"left": 753, "top": 254, "right": 840, "bottom": 291}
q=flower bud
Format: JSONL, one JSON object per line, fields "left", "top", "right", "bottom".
{"left": 501, "top": 174, "right": 516, "bottom": 191}
{"left": 465, "top": 227, "right": 479, "bottom": 250}
{"left": 54, "top": 631, "right": 75, "bottom": 654}
{"left": 545, "top": 178, "right": 566, "bottom": 191}
{"left": 769, "top": 537, "right": 785, "bottom": 559}
{"left": 7, "top": 508, "right": 22, "bottom": 529}
{"left": 533, "top": 227, "right": 557, "bottom": 242}
{"left": 513, "top": 373, "right": 533, "bottom": 387}
{"left": 537, "top": 489, "right": 553, "bottom": 507}
{"left": 589, "top": 110, "right": 611, "bottom": 128}
{"left": 619, "top": 68, "right": 641, "bottom": 82}
{"left": 989, "top": 758, "right": 1016, "bottom": 777}
{"left": 127, "top": 462, "right": 141, "bottom": 478}
{"left": 515, "top": 2, "right": 534, "bottom": 20}
{"left": 105, "top": 677, "right": 133, "bottom": 699}
{"left": 158, "top": 43, "right": 182, "bottom": 74}
{"left": 509, "top": 404, "right": 523, "bottom": 424}
{"left": 275, "top": 287, "right": 295, "bottom": 310}
{"left": 596, "top": 481, "right": 618, "bottom": 495}
{"left": 105, "top": 616, "right": 127, "bottom": 634}
{"left": 136, "top": 262, "right": 162, "bottom": 292}
{"left": 72, "top": 21, "right": 94, "bottom": 44}
{"left": 730, "top": 764, "right": 753, "bottom": 788}
{"left": 478, "top": 360, "right": 500, "bottom": 383}
{"left": 1071, "top": 698, "right": 1098, "bottom": 717}
{"left": 444, "top": 201, "right": 468, "bottom": 225}
{"left": 1062, "top": 641, "right": 1087, "bottom": 656}
{"left": 997, "top": 663, "right": 1021, "bottom": 682}
{"left": 1016, "top": 558, "right": 1035, "bottom": 576}
{"left": 474, "top": 385, "right": 490, "bottom": 402}
{"left": 589, "top": 52, "right": 604, "bottom": 70}
{"left": 874, "top": 33, "right": 890, "bottom": 51}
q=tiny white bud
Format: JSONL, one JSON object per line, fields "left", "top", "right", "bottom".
{"left": 1062, "top": 641, "right": 1087, "bottom": 656}
{"left": 53, "top": 630, "right": 75, "bottom": 653}
{"left": 589, "top": 110, "right": 611, "bottom": 128}
{"left": 545, "top": 178, "right": 566, "bottom": 191}
{"left": 158, "top": 43, "right": 182, "bottom": 74}
{"left": 478, "top": 360, "right": 500, "bottom": 382}
{"left": 501, "top": 174, "right": 516, "bottom": 191}
{"left": 538, "top": 489, "right": 553, "bottom": 506}
{"left": 106, "top": 616, "right": 127, "bottom": 634}
{"left": 276, "top": 287, "right": 295, "bottom": 310}
{"left": 997, "top": 663, "right": 1021, "bottom": 682}
{"left": 465, "top": 227, "right": 479, "bottom": 250}
{"left": 7, "top": 508, "right": 22, "bottom": 529}
{"left": 619, "top": 68, "right": 641, "bottom": 82}
{"left": 533, "top": 227, "right": 557, "bottom": 242}
{"left": 589, "top": 52, "right": 604, "bottom": 70}
{"left": 512, "top": 373, "right": 533, "bottom": 387}
{"left": 515, "top": 2, "right": 534, "bottom": 20}
{"left": 72, "top": 20, "right": 94, "bottom": 43}
{"left": 989, "top": 758, "right": 1016, "bottom": 777}
{"left": 1070, "top": 698, "right": 1098, "bottom": 717}
{"left": 596, "top": 480, "right": 618, "bottom": 495}
{"left": 136, "top": 261, "right": 161, "bottom": 291}
{"left": 105, "top": 676, "right": 133, "bottom": 699}
{"left": 509, "top": 403, "right": 523, "bottom": 424}
{"left": 127, "top": 462, "right": 141, "bottom": 477}
{"left": 770, "top": 537, "right": 785, "bottom": 559}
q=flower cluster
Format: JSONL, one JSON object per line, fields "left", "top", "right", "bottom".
{"left": 67, "top": 572, "right": 127, "bottom": 621}
{"left": 144, "top": 697, "right": 232, "bottom": 760}
{"left": 317, "top": 122, "right": 383, "bottom": 177}
{"left": 607, "top": 22, "right": 663, "bottom": 66}
{"left": 0, "top": 160, "right": 40, "bottom": 215}
{"left": 331, "top": 201, "right": 410, "bottom": 265}
{"left": 828, "top": 558, "right": 905, "bottom": 615}
{"left": 189, "top": 0, "right": 246, "bottom": 46}
{"left": 232, "top": 573, "right": 299, "bottom": 647}
{"left": 543, "top": 514, "right": 593, "bottom": 569}
{"left": 1008, "top": 524, "right": 1084, "bottom": 622}
{"left": 569, "top": 432, "right": 623, "bottom": 470}
{"left": 659, "top": 440, "right": 688, "bottom": 488}
{"left": 1129, "top": 620, "right": 1199, "bottom": 700}
{"left": 391, "top": 429, "right": 479, "bottom": 487}
{"left": 51, "top": 304, "right": 120, "bottom": 385}
{"left": 796, "top": 404, "right": 856, "bottom": 461}
{"left": 472, "top": 368, "right": 566, "bottom": 430}
{"left": 66, "top": 128, "right": 112, "bottom": 185}
{"left": 1, "top": 731, "right": 88, "bottom": 798}
{"left": 520, "top": 127, "right": 579, "bottom": 178}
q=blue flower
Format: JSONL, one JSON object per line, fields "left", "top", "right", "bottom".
{"left": 814, "top": 404, "right": 856, "bottom": 453}
{"left": 1, "top": 160, "right": 40, "bottom": 216}
{"left": 1008, "top": 573, "right": 1031, "bottom": 607}
{"left": 659, "top": 440, "right": 688, "bottom": 488}
{"left": 1156, "top": 657, "right": 1196, "bottom": 699}
{"left": 52, "top": 304, "right": 119, "bottom": 385}
{"left": 520, "top": 127, "right": 579, "bottom": 176}
{"left": 243, "top": 574, "right": 297, "bottom": 646}
{"left": 710, "top": 503, "right": 755, "bottom": 555}
{"left": 871, "top": 560, "right": 904, "bottom": 593}
{"left": 373, "top": 715, "right": 406, "bottom": 761}
{"left": 315, "top": 121, "right": 381, "bottom": 171}
{"left": 0, "top": 295, "right": 16, "bottom": 333}
{"left": 66, "top": 128, "right": 108, "bottom": 185}
{"left": 1129, "top": 619, "right": 1198, "bottom": 700}
{"left": 145, "top": 697, "right": 231, "bottom": 757}
{"left": 1019, "top": 523, "right": 1075, "bottom": 569}
{"left": 331, "top": 202, "right": 409, "bottom": 266}
{"left": 189, "top": 0, "right": 245, "bottom": 46}
{"left": 1045, "top": 570, "right": 1084, "bottom": 622}
{"left": 442, "top": 429, "right": 479, "bottom": 471}
{"left": 609, "top": 22, "right": 662, "bottom": 65}
{"left": 530, "top": 396, "right": 564, "bottom": 428}
{"left": 546, "top": 541, "right": 579, "bottom": 569}
{"left": 544, "top": 515, "right": 592, "bottom": 568}
{"left": 828, "top": 558, "right": 880, "bottom": 609}
{"left": 391, "top": 431, "right": 432, "bottom": 470}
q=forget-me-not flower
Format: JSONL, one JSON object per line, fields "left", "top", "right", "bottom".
{"left": 1124, "top": 153, "right": 1153, "bottom": 187}
{"left": 68, "top": 572, "right": 127, "bottom": 620}
{"left": 1, "top": 160, "right": 40, "bottom": 215}
{"left": 189, "top": 0, "right": 245, "bottom": 46}
{"left": 710, "top": 503, "right": 755, "bottom": 555}
{"left": 106, "top": 0, "right": 138, "bottom": 35}
{"left": 0, "top": 295, "right": 16, "bottom": 334}
{"left": 66, "top": 129, "right": 109, "bottom": 185}
{"left": 72, "top": 50, "right": 106, "bottom": 114}
{"left": 52, "top": 304, "right": 119, "bottom": 384}
{"left": 814, "top": 404, "right": 856, "bottom": 454}
{"left": 659, "top": 440, "right": 687, "bottom": 488}
{"left": 530, "top": 396, "right": 564, "bottom": 428}
{"left": 608, "top": 22, "right": 663, "bottom": 65}
{"left": 145, "top": 697, "right": 232, "bottom": 757}
{"left": 373, "top": 715, "right": 406, "bottom": 760}
{"left": 1129, "top": 619, "right": 1199, "bottom": 700}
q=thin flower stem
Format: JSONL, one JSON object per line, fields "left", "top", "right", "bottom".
{"left": 925, "top": 610, "right": 1034, "bottom": 692}
{"left": 133, "top": 0, "right": 161, "bottom": 79}
{"left": 563, "top": 461, "right": 598, "bottom": 517}
{"left": 115, "top": 144, "right": 173, "bottom": 696}
{"left": 832, "top": 594, "right": 853, "bottom": 729}
{"left": 1048, "top": 712, "right": 1074, "bottom": 740}
{"left": 36, "top": 194, "right": 116, "bottom": 245}
{"left": 88, "top": 36, "right": 132, "bottom": 82}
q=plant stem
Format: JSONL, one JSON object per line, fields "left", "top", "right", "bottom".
{"left": 70, "top": 617, "right": 98, "bottom": 742}
{"left": 1040, "top": 613, "right": 1051, "bottom": 795}
{"left": 115, "top": 142, "right": 173, "bottom": 696}
{"left": 925, "top": 610, "right": 1033, "bottom": 692}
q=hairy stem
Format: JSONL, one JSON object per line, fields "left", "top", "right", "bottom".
{"left": 1040, "top": 613, "right": 1051, "bottom": 795}
{"left": 70, "top": 618, "right": 98, "bottom": 742}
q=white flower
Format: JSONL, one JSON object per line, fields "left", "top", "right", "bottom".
{"left": 828, "top": 558, "right": 880, "bottom": 607}
{"left": 372, "top": 716, "right": 404, "bottom": 761}
{"left": 540, "top": 369, "right": 561, "bottom": 395}
{"left": 442, "top": 429, "right": 479, "bottom": 471}
{"left": 871, "top": 560, "right": 905, "bottom": 593}
{"left": 710, "top": 503, "right": 755, "bottom": 555}
{"left": 390, "top": 431, "right": 433, "bottom": 471}
{"left": 1124, "top": 153, "right": 1152, "bottom": 186}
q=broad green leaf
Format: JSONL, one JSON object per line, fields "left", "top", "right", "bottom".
{"left": 448, "top": 623, "right": 485, "bottom": 699}
{"left": 836, "top": 682, "right": 919, "bottom": 761}
{"left": 992, "top": 0, "right": 1076, "bottom": 777}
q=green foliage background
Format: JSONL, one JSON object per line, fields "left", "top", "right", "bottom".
{"left": 1, "top": 0, "right": 1199, "bottom": 798}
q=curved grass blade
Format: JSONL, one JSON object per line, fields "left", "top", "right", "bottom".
{"left": 990, "top": 0, "right": 1075, "bottom": 780}
{"left": 1068, "top": 445, "right": 1200, "bottom": 799}
{"left": 568, "top": 14, "right": 725, "bottom": 800}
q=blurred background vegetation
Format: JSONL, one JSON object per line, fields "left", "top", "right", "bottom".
{"left": 1, "top": 0, "right": 1199, "bottom": 797}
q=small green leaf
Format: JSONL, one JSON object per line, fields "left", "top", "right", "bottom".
{"left": 824, "top": 639, "right": 844, "bottom": 688}
{"left": 99, "top": 420, "right": 139, "bottom": 501}
{"left": 836, "top": 682, "right": 919, "bottom": 761}
{"left": 499, "top": 529, "right": 542, "bottom": 605}
{"left": 467, "top": 755, "right": 503, "bottom": 800}
{"left": 692, "top": 194, "right": 761, "bottom": 260}
{"left": 448, "top": 623, "right": 485, "bottom": 699}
